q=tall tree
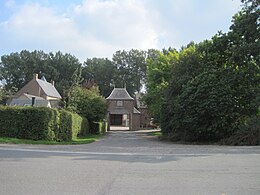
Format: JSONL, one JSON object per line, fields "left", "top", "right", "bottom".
{"left": 144, "top": 49, "right": 179, "bottom": 122}
{"left": 0, "top": 50, "right": 81, "bottom": 96}
{"left": 112, "top": 49, "right": 147, "bottom": 95}
{"left": 158, "top": 0, "right": 260, "bottom": 142}
{"left": 82, "top": 58, "right": 117, "bottom": 97}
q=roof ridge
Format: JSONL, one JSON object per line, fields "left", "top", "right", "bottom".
{"left": 106, "top": 88, "right": 134, "bottom": 100}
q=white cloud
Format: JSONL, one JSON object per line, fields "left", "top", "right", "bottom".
{"left": 73, "top": 0, "right": 160, "bottom": 49}
{"left": 1, "top": 0, "right": 161, "bottom": 61}
{"left": 0, "top": 0, "right": 241, "bottom": 61}
{"left": 4, "top": 0, "right": 15, "bottom": 8}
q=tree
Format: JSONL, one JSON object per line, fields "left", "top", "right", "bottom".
{"left": 0, "top": 50, "right": 81, "bottom": 96}
{"left": 82, "top": 58, "right": 117, "bottom": 97}
{"left": 158, "top": 0, "right": 260, "bottom": 143}
{"left": 112, "top": 49, "right": 147, "bottom": 95}
{"left": 67, "top": 85, "right": 107, "bottom": 123}
{"left": 144, "top": 50, "right": 178, "bottom": 122}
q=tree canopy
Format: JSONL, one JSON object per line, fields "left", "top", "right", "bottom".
{"left": 144, "top": 0, "right": 260, "bottom": 143}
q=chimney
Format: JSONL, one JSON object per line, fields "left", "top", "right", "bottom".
{"left": 52, "top": 80, "right": 55, "bottom": 86}
{"left": 33, "top": 73, "right": 38, "bottom": 80}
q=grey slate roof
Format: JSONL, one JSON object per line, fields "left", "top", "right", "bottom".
{"left": 106, "top": 88, "right": 134, "bottom": 100}
{"left": 36, "top": 79, "right": 61, "bottom": 99}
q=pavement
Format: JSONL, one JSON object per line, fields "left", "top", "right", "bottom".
{"left": 0, "top": 129, "right": 260, "bottom": 195}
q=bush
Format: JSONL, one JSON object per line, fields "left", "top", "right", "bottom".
{"left": 0, "top": 106, "right": 89, "bottom": 141}
{"left": 71, "top": 112, "right": 89, "bottom": 137}
{"left": 67, "top": 86, "right": 107, "bottom": 123}
{"left": 89, "top": 120, "right": 108, "bottom": 134}
{"left": 162, "top": 69, "right": 259, "bottom": 143}
{"left": 58, "top": 110, "right": 73, "bottom": 141}
{"left": 0, "top": 106, "right": 58, "bottom": 140}
{"left": 221, "top": 116, "right": 260, "bottom": 145}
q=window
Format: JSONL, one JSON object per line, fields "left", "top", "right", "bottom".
{"left": 117, "top": 101, "right": 123, "bottom": 106}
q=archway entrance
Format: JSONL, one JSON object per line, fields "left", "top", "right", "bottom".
{"left": 109, "top": 114, "right": 130, "bottom": 130}
{"left": 110, "top": 114, "right": 123, "bottom": 125}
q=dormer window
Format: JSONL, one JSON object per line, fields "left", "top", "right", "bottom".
{"left": 117, "top": 101, "right": 123, "bottom": 106}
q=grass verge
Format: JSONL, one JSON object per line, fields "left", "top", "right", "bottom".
{"left": 0, "top": 134, "right": 103, "bottom": 145}
{"left": 146, "top": 131, "right": 162, "bottom": 136}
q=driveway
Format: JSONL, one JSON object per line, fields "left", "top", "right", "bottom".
{"left": 1, "top": 130, "right": 260, "bottom": 195}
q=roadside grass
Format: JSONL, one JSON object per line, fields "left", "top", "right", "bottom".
{"left": 147, "top": 131, "right": 162, "bottom": 136}
{"left": 0, "top": 134, "right": 103, "bottom": 145}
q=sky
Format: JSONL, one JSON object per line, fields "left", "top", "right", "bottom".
{"left": 0, "top": 0, "right": 242, "bottom": 62}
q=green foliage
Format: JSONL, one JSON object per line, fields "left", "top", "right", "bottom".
{"left": 0, "top": 50, "right": 81, "bottom": 96}
{"left": 58, "top": 110, "right": 89, "bottom": 141}
{"left": 0, "top": 106, "right": 89, "bottom": 141}
{"left": 0, "top": 106, "right": 58, "bottom": 140}
{"left": 164, "top": 69, "right": 256, "bottom": 141}
{"left": 221, "top": 115, "right": 260, "bottom": 145}
{"left": 112, "top": 49, "right": 147, "bottom": 95}
{"left": 146, "top": 0, "right": 260, "bottom": 144}
{"left": 82, "top": 58, "right": 117, "bottom": 97}
{"left": 82, "top": 49, "right": 153, "bottom": 97}
{"left": 0, "top": 87, "right": 10, "bottom": 105}
{"left": 144, "top": 50, "right": 177, "bottom": 122}
{"left": 0, "top": 134, "right": 101, "bottom": 145}
{"left": 89, "top": 121, "right": 108, "bottom": 134}
{"left": 67, "top": 86, "right": 107, "bottom": 124}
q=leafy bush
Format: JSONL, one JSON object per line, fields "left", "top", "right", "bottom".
{"left": 0, "top": 106, "right": 58, "bottom": 140}
{"left": 162, "top": 68, "right": 259, "bottom": 142}
{"left": 0, "top": 106, "right": 89, "bottom": 141}
{"left": 221, "top": 116, "right": 260, "bottom": 145}
{"left": 71, "top": 111, "right": 89, "bottom": 138}
{"left": 58, "top": 110, "right": 73, "bottom": 141}
{"left": 67, "top": 86, "right": 107, "bottom": 124}
{"left": 89, "top": 120, "right": 107, "bottom": 134}
{"left": 54, "top": 110, "right": 89, "bottom": 141}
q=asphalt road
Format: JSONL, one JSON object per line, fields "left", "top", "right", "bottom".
{"left": 1, "top": 130, "right": 260, "bottom": 195}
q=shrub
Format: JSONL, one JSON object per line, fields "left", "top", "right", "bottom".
{"left": 71, "top": 113, "right": 89, "bottom": 138}
{"left": 0, "top": 106, "right": 58, "bottom": 140}
{"left": 162, "top": 68, "right": 259, "bottom": 142}
{"left": 221, "top": 116, "right": 260, "bottom": 145}
{"left": 0, "top": 106, "right": 89, "bottom": 141}
{"left": 58, "top": 110, "right": 73, "bottom": 141}
{"left": 89, "top": 120, "right": 108, "bottom": 134}
{"left": 67, "top": 86, "right": 107, "bottom": 123}
{"left": 57, "top": 110, "right": 89, "bottom": 141}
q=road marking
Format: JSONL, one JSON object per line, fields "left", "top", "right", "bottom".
{"left": 0, "top": 148, "right": 209, "bottom": 156}
{"left": 0, "top": 148, "right": 259, "bottom": 157}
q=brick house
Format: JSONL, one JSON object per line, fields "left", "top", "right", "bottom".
{"left": 7, "top": 73, "right": 61, "bottom": 107}
{"left": 106, "top": 88, "right": 150, "bottom": 130}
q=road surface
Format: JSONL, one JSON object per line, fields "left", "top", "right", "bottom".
{"left": 1, "top": 130, "right": 260, "bottom": 195}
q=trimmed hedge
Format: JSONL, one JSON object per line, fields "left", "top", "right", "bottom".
{"left": 0, "top": 106, "right": 89, "bottom": 141}
{"left": 89, "top": 120, "right": 108, "bottom": 134}
{"left": 58, "top": 110, "right": 89, "bottom": 141}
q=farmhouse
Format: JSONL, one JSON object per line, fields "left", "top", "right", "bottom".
{"left": 7, "top": 74, "right": 61, "bottom": 107}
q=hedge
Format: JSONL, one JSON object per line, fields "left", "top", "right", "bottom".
{"left": 58, "top": 110, "right": 89, "bottom": 141}
{"left": 89, "top": 120, "right": 108, "bottom": 134}
{"left": 0, "top": 106, "right": 89, "bottom": 141}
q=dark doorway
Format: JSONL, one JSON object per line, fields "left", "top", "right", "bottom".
{"left": 110, "top": 114, "right": 123, "bottom": 125}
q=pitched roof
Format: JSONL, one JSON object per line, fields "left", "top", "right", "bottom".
{"left": 106, "top": 88, "right": 134, "bottom": 100}
{"left": 133, "top": 107, "right": 141, "bottom": 114}
{"left": 36, "top": 79, "right": 61, "bottom": 99}
{"left": 41, "top": 76, "right": 47, "bottom": 82}
{"left": 22, "top": 93, "right": 45, "bottom": 100}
